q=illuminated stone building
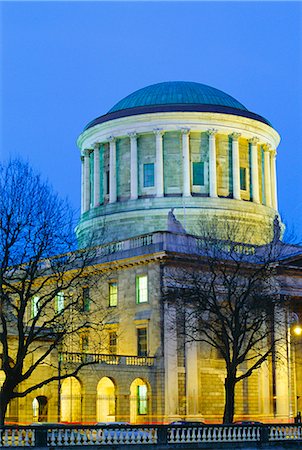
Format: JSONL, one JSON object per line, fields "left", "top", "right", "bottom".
{"left": 10, "top": 82, "right": 302, "bottom": 425}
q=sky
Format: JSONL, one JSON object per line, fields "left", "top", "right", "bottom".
{"left": 1, "top": 1, "right": 302, "bottom": 238}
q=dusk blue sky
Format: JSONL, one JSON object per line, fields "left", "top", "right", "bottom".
{"left": 1, "top": 2, "right": 302, "bottom": 238}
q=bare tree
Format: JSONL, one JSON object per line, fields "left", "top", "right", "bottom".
{"left": 0, "top": 160, "right": 109, "bottom": 426}
{"left": 164, "top": 216, "right": 288, "bottom": 424}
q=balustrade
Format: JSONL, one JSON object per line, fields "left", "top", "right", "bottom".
{"left": 1, "top": 423, "right": 302, "bottom": 447}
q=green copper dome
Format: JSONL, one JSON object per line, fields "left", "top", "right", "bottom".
{"left": 84, "top": 81, "right": 271, "bottom": 130}
{"left": 108, "top": 81, "right": 248, "bottom": 113}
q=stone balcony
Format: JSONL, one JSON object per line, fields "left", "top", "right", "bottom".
{"left": 60, "top": 352, "right": 155, "bottom": 367}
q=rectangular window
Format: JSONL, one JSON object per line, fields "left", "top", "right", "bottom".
{"left": 136, "top": 275, "right": 148, "bottom": 304}
{"left": 106, "top": 170, "right": 110, "bottom": 195}
{"left": 137, "top": 327, "right": 147, "bottom": 356}
{"left": 31, "top": 296, "right": 39, "bottom": 319}
{"left": 82, "top": 287, "right": 90, "bottom": 312}
{"left": 192, "top": 161, "right": 204, "bottom": 186}
{"left": 109, "top": 331, "right": 117, "bottom": 354}
{"left": 137, "top": 385, "right": 148, "bottom": 415}
{"left": 55, "top": 292, "right": 64, "bottom": 313}
{"left": 109, "top": 282, "right": 118, "bottom": 307}
{"left": 81, "top": 334, "right": 89, "bottom": 352}
{"left": 240, "top": 167, "right": 247, "bottom": 190}
{"left": 143, "top": 163, "right": 154, "bottom": 187}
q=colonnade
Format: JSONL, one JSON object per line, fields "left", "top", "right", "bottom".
{"left": 81, "top": 129, "right": 278, "bottom": 214}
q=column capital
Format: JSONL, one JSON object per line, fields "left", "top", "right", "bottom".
{"left": 128, "top": 131, "right": 137, "bottom": 139}
{"left": 207, "top": 128, "right": 218, "bottom": 136}
{"left": 180, "top": 127, "right": 190, "bottom": 135}
{"left": 249, "top": 136, "right": 259, "bottom": 145}
{"left": 107, "top": 135, "right": 116, "bottom": 143}
{"left": 230, "top": 132, "right": 241, "bottom": 141}
{"left": 92, "top": 142, "right": 100, "bottom": 150}
{"left": 270, "top": 149, "right": 277, "bottom": 157}
{"left": 263, "top": 143, "right": 271, "bottom": 152}
{"left": 82, "top": 148, "right": 92, "bottom": 157}
{"left": 153, "top": 128, "right": 164, "bottom": 136}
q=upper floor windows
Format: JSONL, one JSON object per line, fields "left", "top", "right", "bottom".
{"left": 109, "top": 331, "right": 117, "bottom": 354}
{"left": 137, "top": 327, "right": 147, "bottom": 356}
{"left": 109, "top": 282, "right": 118, "bottom": 307}
{"left": 82, "top": 287, "right": 90, "bottom": 312}
{"left": 80, "top": 333, "right": 89, "bottom": 353}
{"left": 136, "top": 275, "right": 148, "bottom": 304}
{"left": 55, "top": 292, "right": 64, "bottom": 313}
{"left": 31, "top": 296, "right": 39, "bottom": 319}
{"left": 143, "top": 163, "right": 154, "bottom": 188}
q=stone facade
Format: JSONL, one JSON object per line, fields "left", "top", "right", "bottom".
{"left": 3, "top": 82, "right": 302, "bottom": 426}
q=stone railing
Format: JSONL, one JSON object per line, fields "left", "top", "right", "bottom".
{"left": 59, "top": 352, "right": 155, "bottom": 367}
{"left": 1, "top": 423, "right": 302, "bottom": 447}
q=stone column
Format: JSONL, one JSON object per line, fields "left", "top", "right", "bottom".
{"left": 181, "top": 128, "right": 191, "bottom": 197}
{"left": 270, "top": 149, "right": 278, "bottom": 210}
{"left": 250, "top": 137, "right": 260, "bottom": 204}
{"left": 93, "top": 143, "right": 100, "bottom": 208}
{"left": 263, "top": 144, "right": 272, "bottom": 207}
{"left": 208, "top": 129, "right": 218, "bottom": 198}
{"left": 231, "top": 132, "right": 241, "bottom": 200}
{"left": 108, "top": 136, "right": 117, "bottom": 204}
{"left": 83, "top": 149, "right": 91, "bottom": 213}
{"left": 129, "top": 132, "right": 138, "bottom": 200}
{"left": 81, "top": 155, "right": 85, "bottom": 214}
{"left": 154, "top": 129, "right": 164, "bottom": 198}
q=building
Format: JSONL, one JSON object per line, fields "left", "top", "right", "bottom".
{"left": 5, "top": 81, "right": 302, "bottom": 425}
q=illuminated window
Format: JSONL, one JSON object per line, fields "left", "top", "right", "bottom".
{"left": 109, "top": 331, "right": 117, "bottom": 354}
{"left": 143, "top": 163, "right": 154, "bottom": 187}
{"left": 137, "top": 328, "right": 147, "bottom": 356}
{"left": 82, "top": 287, "right": 90, "bottom": 312}
{"left": 31, "top": 296, "right": 39, "bottom": 319}
{"left": 240, "top": 167, "right": 247, "bottom": 190}
{"left": 55, "top": 292, "right": 64, "bottom": 313}
{"left": 109, "top": 282, "right": 117, "bottom": 307}
{"left": 136, "top": 275, "right": 148, "bottom": 304}
{"left": 137, "top": 385, "right": 148, "bottom": 415}
{"left": 192, "top": 161, "right": 204, "bottom": 186}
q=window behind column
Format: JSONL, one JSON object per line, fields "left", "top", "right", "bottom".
{"left": 240, "top": 167, "right": 247, "bottom": 190}
{"left": 143, "top": 163, "right": 154, "bottom": 187}
{"left": 192, "top": 161, "right": 205, "bottom": 186}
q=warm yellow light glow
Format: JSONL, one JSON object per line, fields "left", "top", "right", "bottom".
{"left": 293, "top": 325, "right": 302, "bottom": 336}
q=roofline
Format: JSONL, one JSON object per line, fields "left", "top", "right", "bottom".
{"left": 84, "top": 104, "right": 272, "bottom": 131}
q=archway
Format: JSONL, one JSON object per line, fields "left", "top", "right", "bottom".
{"left": 96, "top": 377, "right": 116, "bottom": 423}
{"left": 61, "top": 377, "right": 81, "bottom": 422}
{"left": 130, "top": 378, "right": 150, "bottom": 424}
{"left": 32, "top": 396, "right": 48, "bottom": 422}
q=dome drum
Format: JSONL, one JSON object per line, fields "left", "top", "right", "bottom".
{"left": 77, "top": 82, "right": 281, "bottom": 246}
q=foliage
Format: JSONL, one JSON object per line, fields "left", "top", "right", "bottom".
{"left": 0, "top": 160, "right": 108, "bottom": 425}
{"left": 164, "top": 217, "right": 286, "bottom": 423}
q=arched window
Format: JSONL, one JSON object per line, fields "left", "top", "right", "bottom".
{"left": 96, "top": 377, "right": 116, "bottom": 422}
{"left": 61, "top": 377, "right": 81, "bottom": 422}
{"left": 130, "top": 378, "right": 150, "bottom": 424}
{"left": 32, "top": 396, "right": 48, "bottom": 422}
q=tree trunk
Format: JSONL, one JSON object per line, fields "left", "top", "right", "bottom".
{"left": 223, "top": 375, "right": 236, "bottom": 423}
{"left": 0, "top": 391, "right": 11, "bottom": 427}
